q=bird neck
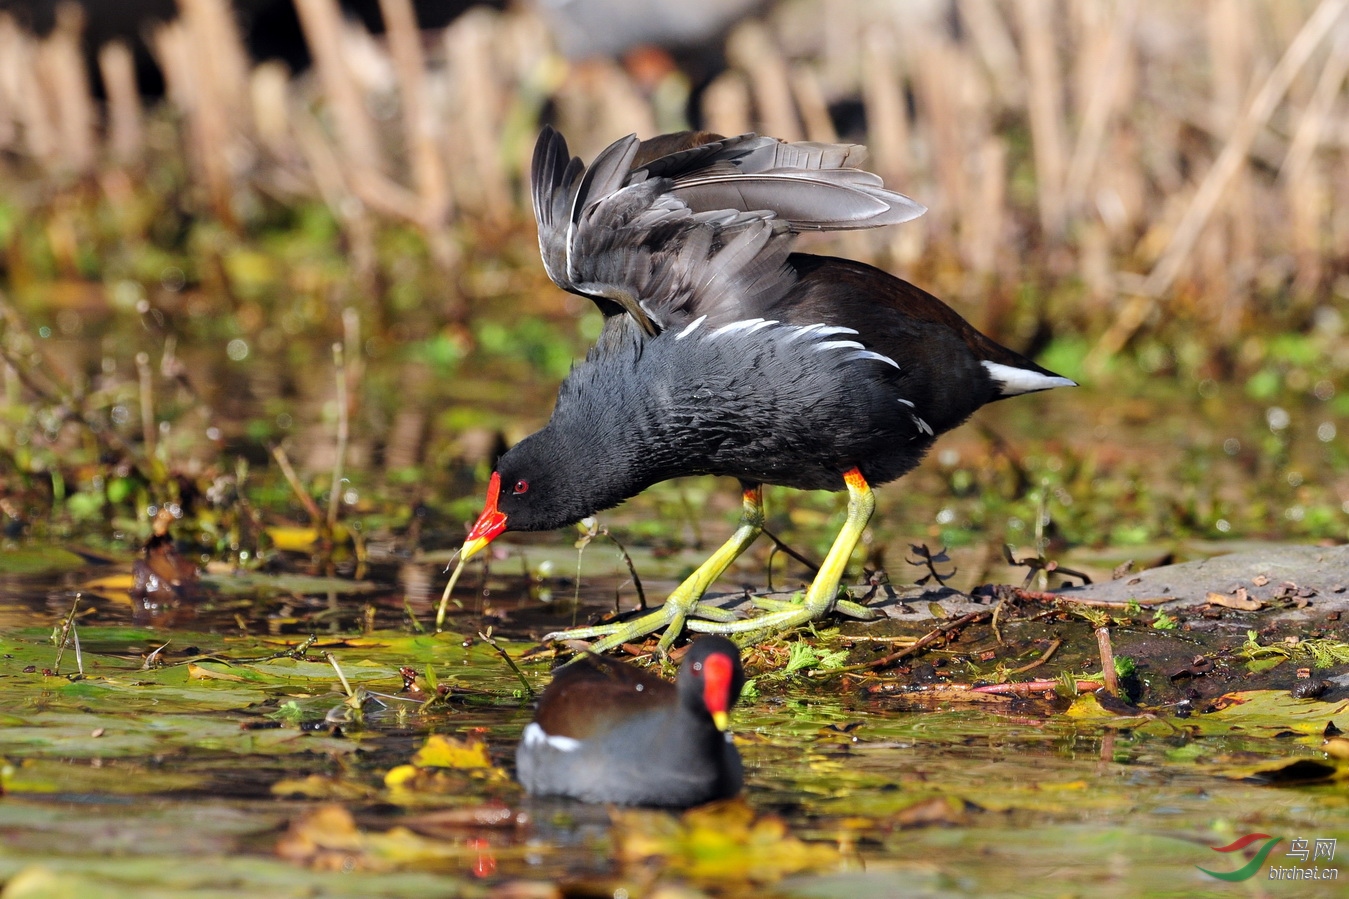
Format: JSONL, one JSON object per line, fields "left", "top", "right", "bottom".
{"left": 531, "top": 319, "right": 672, "bottom": 518}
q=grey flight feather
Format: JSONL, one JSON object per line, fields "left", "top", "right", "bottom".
{"left": 529, "top": 126, "right": 926, "bottom": 335}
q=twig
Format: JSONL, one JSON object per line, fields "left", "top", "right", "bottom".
{"left": 1050, "top": 593, "right": 1171, "bottom": 609}
{"left": 1009, "top": 637, "right": 1062, "bottom": 674}
{"left": 326, "top": 651, "right": 354, "bottom": 698}
{"left": 906, "top": 543, "right": 956, "bottom": 587}
{"left": 403, "top": 595, "right": 426, "bottom": 633}
{"left": 761, "top": 527, "right": 821, "bottom": 575}
{"left": 52, "top": 597, "right": 82, "bottom": 676}
{"left": 1002, "top": 546, "right": 1093, "bottom": 587}
{"left": 269, "top": 444, "right": 324, "bottom": 524}
{"left": 327, "top": 340, "right": 349, "bottom": 532}
{"left": 840, "top": 610, "right": 992, "bottom": 673}
{"left": 1095, "top": 625, "right": 1119, "bottom": 697}
{"left": 436, "top": 553, "right": 466, "bottom": 633}
{"left": 599, "top": 527, "right": 645, "bottom": 611}
{"left": 135, "top": 351, "right": 156, "bottom": 458}
{"left": 970, "top": 679, "right": 1099, "bottom": 696}
{"left": 142, "top": 639, "right": 172, "bottom": 669}
{"left": 991, "top": 597, "right": 1006, "bottom": 644}
{"left": 479, "top": 629, "right": 534, "bottom": 699}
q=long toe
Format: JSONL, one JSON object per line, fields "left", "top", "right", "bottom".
{"left": 542, "top": 602, "right": 690, "bottom": 653}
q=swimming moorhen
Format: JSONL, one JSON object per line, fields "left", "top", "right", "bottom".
{"left": 445, "top": 126, "right": 1074, "bottom": 649}
{"left": 516, "top": 636, "right": 744, "bottom": 806}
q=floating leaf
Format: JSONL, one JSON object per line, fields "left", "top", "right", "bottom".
{"left": 188, "top": 662, "right": 247, "bottom": 682}
{"left": 409, "top": 734, "right": 492, "bottom": 770}
{"left": 0, "top": 547, "right": 89, "bottom": 576}
{"left": 614, "top": 799, "right": 838, "bottom": 883}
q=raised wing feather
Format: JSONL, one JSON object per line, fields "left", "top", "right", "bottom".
{"left": 529, "top": 126, "right": 925, "bottom": 333}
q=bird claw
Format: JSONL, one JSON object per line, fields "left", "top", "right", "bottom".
{"left": 545, "top": 590, "right": 879, "bottom": 652}
{"left": 834, "top": 598, "right": 882, "bottom": 620}
{"left": 542, "top": 599, "right": 739, "bottom": 654}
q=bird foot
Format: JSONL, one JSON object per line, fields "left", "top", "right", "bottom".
{"left": 686, "top": 588, "right": 878, "bottom": 636}
{"left": 541, "top": 598, "right": 740, "bottom": 654}
{"left": 546, "top": 589, "right": 881, "bottom": 653}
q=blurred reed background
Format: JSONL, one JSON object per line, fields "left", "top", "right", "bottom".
{"left": 1, "top": 0, "right": 1347, "bottom": 362}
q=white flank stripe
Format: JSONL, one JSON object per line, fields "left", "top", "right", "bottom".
{"left": 982, "top": 361, "right": 1078, "bottom": 396}
{"left": 783, "top": 323, "right": 859, "bottom": 342}
{"left": 674, "top": 315, "right": 708, "bottom": 340}
{"left": 814, "top": 339, "right": 865, "bottom": 353}
{"left": 850, "top": 350, "right": 900, "bottom": 369}
{"left": 709, "top": 317, "right": 768, "bottom": 338}
{"left": 522, "top": 722, "right": 582, "bottom": 752}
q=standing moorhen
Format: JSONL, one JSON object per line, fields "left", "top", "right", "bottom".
{"left": 516, "top": 636, "right": 745, "bottom": 806}
{"left": 444, "top": 126, "right": 1074, "bottom": 650}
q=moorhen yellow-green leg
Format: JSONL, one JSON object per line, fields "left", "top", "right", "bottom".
{"left": 687, "top": 468, "right": 878, "bottom": 636}
{"left": 542, "top": 484, "right": 765, "bottom": 653}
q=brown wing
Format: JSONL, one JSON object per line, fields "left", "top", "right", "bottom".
{"left": 532, "top": 655, "right": 676, "bottom": 741}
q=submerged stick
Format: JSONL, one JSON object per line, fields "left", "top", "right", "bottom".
{"left": 52, "top": 597, "right": 82, "bottom": 676}
{"left": 135, "top": 351, "right": 156, "bottom": 458}
{"left": 1095, "top": 625, "right": 1119, "bottom": 697}
{"left": 326, "top": 651, "right": 354, "bottom": 698}
{"left": 269, "top": 444, "right": 324, "bottom": 525}
{"left": 436, "top": 554, "right": 467, "bottom": 632}
{"left": 479, "top": 629, "right": 534, "bottom": 699}
{"left": 327, "top": 340, "right": 349, "bottom": 533}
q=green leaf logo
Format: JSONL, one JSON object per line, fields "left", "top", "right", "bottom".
{"left": 1197, "top": 834, "right": 1282, "bottom": 882}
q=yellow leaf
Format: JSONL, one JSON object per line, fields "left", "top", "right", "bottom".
{"left": 383, "top": 764, "right": 420, "bottom": 788}
{"left": 265, "top": 527, "right": 322, "bottom": 552}
{"left": 271, "top": 774, "right": 373, "bottom": 801}
{"left": 80, "top": 573, "right": 136, "bottom": 602}
{"left": 410, "top": 734, "right": 491, "bottom": 769}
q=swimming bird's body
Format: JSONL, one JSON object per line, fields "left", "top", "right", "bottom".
{"left": 453, "top": 127, "right": 1074, "bottom": 649}
{"left": 516, "top": 636, "right": 744, "bottom": 806}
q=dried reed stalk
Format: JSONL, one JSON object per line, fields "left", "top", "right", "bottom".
{"left": 861, "top": 25, "right": 909, "bottom": 188}
{"left": 97, "top": 39, "right": 143, "bottom": 163}
{"left": 912, "top": 36, "right": 967, "bottom": 238}
{"left": 293, "top": 0, "right": 385, "bottom": 176}
{"left": 700, "top": 70, "right": 753, "bottom": 138}
{"left": 725, "top": 21, "right": 802, "bottom": 140}
{"left": 36, "top": 4, "right": 96, "bottom": 173}
{"left": 960, "top": 0, "right": 1024, "bottom": 107}
{"left": 379, "top": 0, "right": 453, "bottom": 229}
{"left": 790, "top": 65, "right": 838, "bottom": 143}
{"left": 1063, "top": 0, "right": 1137, "bottom": 217}
{"left": 1084, "top": 0, "right": 1349, "bottom": 366}
{"left": 1281, "top": 25, "right": 1349, "bottom": 295}
{"left": 1140, "top": 0, "right": 1348, "bottom": 299}
{"left": 444, "top": 9, "right": 512, "bottom": 220}
{"left": 152, "top": 21, "right": 235, "bottom": 226}
{"left": 1014, "top": 0, "right": 1068, "bottom": 241}
{"left": 0, "top": 17, "right": 44, "bottom": 157}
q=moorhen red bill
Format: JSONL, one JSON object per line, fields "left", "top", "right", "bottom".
{"left": 447, "top": 126, "right": 1074, "bottom": 649}
{"left": 516, "top": 636, "right": 744, "bottom": 806}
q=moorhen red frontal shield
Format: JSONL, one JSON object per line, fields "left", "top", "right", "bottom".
{"left": 445, "top": 126, "right": 1075, "bottom": 649}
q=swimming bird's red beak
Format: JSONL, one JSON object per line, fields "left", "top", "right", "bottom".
{"left": 462, "top": 471, "right": 507, "bottom": 560}
{"left": 702, "top": 651, "right": 735, "bottom": 732}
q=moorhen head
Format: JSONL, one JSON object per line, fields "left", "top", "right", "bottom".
{"left": 516, "top": 636, "right": 745, "bottom": 806}
{"left": 443, "top": 126, "right": 1075, "bottom": 647}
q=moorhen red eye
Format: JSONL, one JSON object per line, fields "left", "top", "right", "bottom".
{"left": 516, "top": 636, "right": 744, "bottom": 806}
{"left": 453, "top": 126, "right": 1074, "bottom": 650}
